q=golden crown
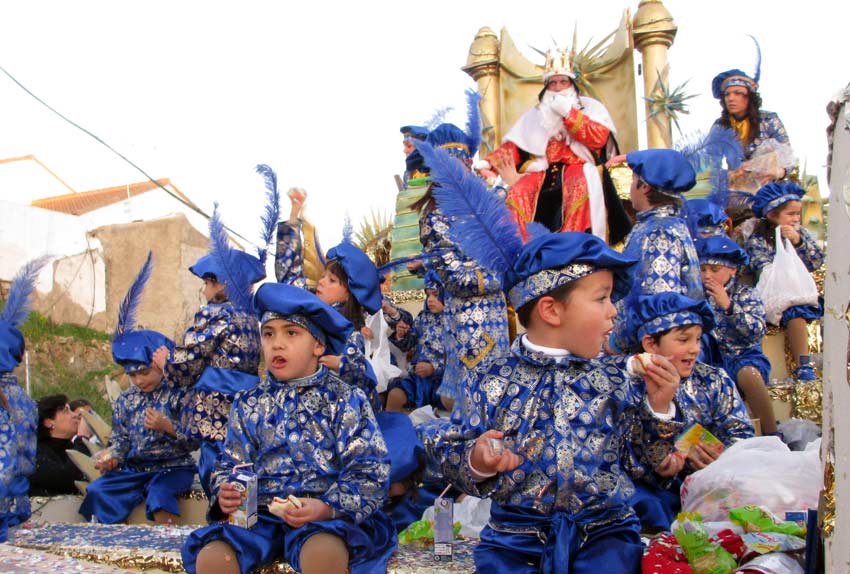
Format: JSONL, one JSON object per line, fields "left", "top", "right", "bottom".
{"left": 543, "top": 47, "right": 576, "bottom": 81}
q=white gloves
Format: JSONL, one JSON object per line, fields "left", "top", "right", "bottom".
{"left": 544, "top": 89, "right": 578, "bottom": 117}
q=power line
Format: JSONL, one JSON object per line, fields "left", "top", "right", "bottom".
{"left": 0, "top": 64, "right": 259, "bottom": 249}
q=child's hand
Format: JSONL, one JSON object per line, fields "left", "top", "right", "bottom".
{"left": 642, "top": 355, "right": 680, "bottom": 414}
{"left": 217, "top": 483, "right": 243, "bottom": 515}
{"left": 319, "top": 355, "right": 341, "bottom": 371}
{"left": 151, "top": 346, "right": 170, "bottom": 371}
{"left": 703, "top": 277, "right": 731, "bottom": 311}
{"left": 281, "top": 498, "right": 334, "bottom": 528}
{"left": 779, "top": 224, "right": 801, "bottom": 246}
{"left": 144, "top": 408, "right": 175, "bottom": 435}
{"left": 654, "top": 452, "right": 686, "bottom": 478}
{"left": 414, "top": 362, "right": 435, "bottom": 377}
{"left": 288, "top": 187, "right": 307, "bottom": 222}
{"left": 95, "top": 457, "right": 120, "bottom": 472}
{"left": 395, "top": 321, "right": 410, "bottom": 340}
{"left": 605, "top": 153, "right": 628, "bottom": 168}
{"left": 469, "top": 430, "right": 522, "bottom": 475}
{"left": 360, "top": 326, "right": 374, "bottom": 340}
{"left": 491, "top": 149, "right": 520, "bottom": 186}
{"left": 687, "top": 442, "right": 724, "bottom": 470}
{"left": 406, "top": 260, "right": 423, "bottom": 273}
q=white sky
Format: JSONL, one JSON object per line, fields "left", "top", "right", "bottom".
{"left": 1, "top": 0, "right": 848, "bottom": 250}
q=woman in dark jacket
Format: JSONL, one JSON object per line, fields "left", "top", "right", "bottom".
{"left": 29, "top": 394, "right": 90, "bottom": 496}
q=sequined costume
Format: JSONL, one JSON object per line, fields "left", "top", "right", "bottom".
{"left": 712, "top": 110, "right": 790, "bottom": 162}
{"left": 0, "top": 372, "right": 37, "bottom": 538}
{"left": 79, "top": 384, "right": 198, "bottom": 523}
{"left": 435, "top": 337, "right": 676, "bottom": 574}
{"left": 419, "top": 208, "right": 510, "bottom": 402}
{"left": 626, "top": 362, "right": 754, "bottom": 531}
{"left": 166, "top": 302, "right": 261, "bottom": 495}
{"left": 708, "top": 276, "right": 771, "bottom": 384}
{"left": 744, "top": 225, "right": 824, "bottom": 326}
{"left": 488, "top": 99, "right": 616, "bottom": 241}
{"left": 181, "top": 366, "right": 396, "bottom": 574}
{"left": 387, "top": 305, "right": 446, "bottom": 410}
{"left": 275, "top": 221, "right": 380, "bottom": 408}
{"left": 613, "top": 205, "right": 703, "bottom": 352}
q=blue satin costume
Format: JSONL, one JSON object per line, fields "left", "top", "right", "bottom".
{"left": 79, "top": 382, "right": 198, "bottom": 523}
{"left": 387, "top": 299, "right": 446, "bottom": 410}
{"left": 435, "top": 337, "right": 677, "bottom": 574}
{"left": 166, "top": 302, "right": 261, "bottom": 497}
{"left": 418, "top": 208, "right": 510, "bottom": 402}
{"left": 0, "top": 372, "right": 37, "bottom": 541}
{"left": 181, "top": 366, "right": 396, "bottom": 574}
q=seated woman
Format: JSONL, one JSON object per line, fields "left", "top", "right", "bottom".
{"left": 29, "top": 394, "right": 90, "bottom": 496}
{"left": 624, "top": 292, "right": 755, "bottom": 532}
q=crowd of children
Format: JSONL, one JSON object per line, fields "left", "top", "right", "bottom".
{"left": 0, "top": 48, "right": 826, "bottom": 574}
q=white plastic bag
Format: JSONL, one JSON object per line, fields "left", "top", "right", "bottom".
{"left": 680, "top": 436, "right": 822, "bottom": 522}
{"left": 755, "top": 227, "right": 819, "bottom": 324}
{"left": 363, "top": 310, "right": 404, "bottom": 393}
{"left": 422, "top": 496, "right": 492, "bottom": 538}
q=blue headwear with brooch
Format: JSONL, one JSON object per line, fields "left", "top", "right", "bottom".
{"left": 111, "top": 252, "right": 175, "bottom": 373}
{"left": 711, "top": 35, "right": 762, "bottom": 99}
{"left": 626, "top": 149, "right": 697, "bottom": 196}
{"left": 325, "top": 243, "right": 383, "bottom": 314}
{"left": 751, "top": 181, "right": 805, "bottom": 218}
{"left": 0, "top": 256, "right": 51, "bottom": 373}
{"left": 631, "top": 292, "right": 715, "bottom": 342}
{"left": 253, "top": 283, "right": 353, "bottom": 356}
{"left": 684, "top": 198, "right": 730, "bottom": 238}
{"left": 422, "top": 89, "right": 482, "bottom": 169}
{"left": 695, "top": 235, "right": 749, "bottom": 269}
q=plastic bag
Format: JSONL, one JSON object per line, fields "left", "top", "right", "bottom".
{"left": 777, "top": 418, "right": 821, "bottom": 451}
{"left": 755, "top": 227, "right": 819, "bottom": 325}
{"left": 422, "top": 496, "right": 492, "bottom": 539}
{"left": 681, "top": 437, "right": 822, "bottom": 522}
{"left": 363, "top": 310, "right": 404, "bottom": 393}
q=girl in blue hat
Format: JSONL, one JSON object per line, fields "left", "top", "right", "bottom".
{"left": 0, "top": 257, "right": 45, "bottom": 541}
{"left": 743, "top": 182, "right": 824, "bottom": 381}
{"left": 696, "top": 235, "right": 777, "bottom": 435}
{"left": 623, "top": 292, "right": 755, "bottom": 532}
{"left": 182, "top": 283, "right": 396, "bottom": 574}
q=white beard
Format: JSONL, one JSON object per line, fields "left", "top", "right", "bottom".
{"left": 538, "top": 90, "right": 573, "bottom": 140}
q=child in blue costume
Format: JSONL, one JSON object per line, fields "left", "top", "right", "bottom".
{"left": 182, "top": 283, "right": 396, "bottom": 574}
{"left": 385, "top": 271, "right": 446, "bottom": 412}
{"left": 683, "top": 198, "right": 731, "bottom": 239}
{"left": 153, "top": 212, "right": 264, "bottom": 497}
{"left": 438, "top": 233, "right": 684, "bottom": 574}
{"left": 624, "top": 292, "right": 755, "bottom": 532}
{"left": 611, "top": 149, "right": 703, "bottom": 353}
{"left": 743, "top": 182, "right": 825, "bottom": 380}
{"left": 0, "top": 257, "right": 45, "bottom": 541}
{"left": 696, "top": 235, "right": 777, "bottom": 435}
{"left": 275, "top": 188, "right": 383, "bottom": 410}
{"left": 80, "top": 253, "right": 198, "bottom": 524}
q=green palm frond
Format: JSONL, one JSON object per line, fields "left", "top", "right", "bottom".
{"left": 643, "top": 70, "right": 698, "bottom": 135}
{"left": 355, "top": 209, "right": 394, "bottom": 266}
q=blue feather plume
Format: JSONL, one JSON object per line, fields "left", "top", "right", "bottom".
{"left": 424, "top": 106, "right": 453, "bottom": 131}
{"left": 707, "top": 168, "right": 729, "bottom": 209}
{"left": 375, "top": 249, "right": 449, "bottom": 277}
{"left": 748, "top": 34, "right": 761, "bottom": 84}
{"left": 342, "top": 214, "right": 354, "bottom": 245}
{"left": 255, "top": 164, "right": 281, "bottom": 265}
{"left": 414, "top": 140, "right": 523, "bottom": 274}
{"left": 726, "top": 190, "right": 755, "bottom": 210}
{"left": 114, "top": 251, "right": 154, "bottom": 338}
{"left": 465, "top": 89, "right": 482, "bottom": 158}
{"left": 209, "top": 204, "right": 254, "bottom": 312}
{"left": 0, "top": 255, "right": 51, "bottom": 327}
{"left": 677, "top": 127, "right": 744, "bottom": 173}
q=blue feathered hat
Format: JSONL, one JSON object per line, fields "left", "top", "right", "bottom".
{"left": 627, "top": 149, "right": 696, "bottom": 195}
{"left": 325, "top": 243, "right": 383, "bottom": 314}
{"left": 684, "top": 198, "right": 730, "bottom": 238}
{"left": 504, "top": 232, "right": 637, "bottom": 310}
{"left": 253, "top": 283, "right": 353, "bottom": 356}
{"left": 631, "top": 292, "right": 715, "bottom": 341}
{"left": 423, "top": 270, "right": 445, "bottom": 302}
{"left": 0, "top": 256, "right": 51, "bottom": 372}
{"left": 111, "top": 252, "right": 175, "bottom": 373}
{"left": 712, "top": 36, "right": 762, "bottom": 99}
{"left": 695, "top": 235, "right": 749, "bottom": 268}
{"left": 400, "top": 125, "right": 429, "bottom": 141}
{"left": 752, "top": 181, "right": 805, "bottom": 218}
{"left": 422, "top": 89, "right": 482, "bottom": 168}
{"left": 189, "top": 253, "right": 266, "bottom": 285}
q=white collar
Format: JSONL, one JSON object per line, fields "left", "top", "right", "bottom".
{"left": 521, "top": 334, "right": 570, "bottom": 358}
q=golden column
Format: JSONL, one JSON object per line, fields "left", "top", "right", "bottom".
{"left": 632, "top": 0, "right": 677, "bottom": 148}
{"left": 462, "top": 27, "right": 501, "bottom": 156}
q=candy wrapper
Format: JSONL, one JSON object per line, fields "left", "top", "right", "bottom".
{"left": 398, "top": 519, "right": 461, "bottom": 545}
{"left": 728, "top": 506, "right": 806, "bottom": 537}
{"left": 741, "top": 532, "right": 806, "bottom": 555}
{"left": 675, "top": 423, "right": 723, "bottom": 457}
{"left": 672, "top": 512, "right": 739, "bottom": 574}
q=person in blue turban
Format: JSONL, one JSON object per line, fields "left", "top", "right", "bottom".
{"left": 181, "top": 282, "right": 396, "bottom": 574}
